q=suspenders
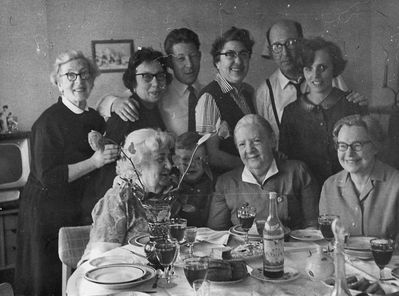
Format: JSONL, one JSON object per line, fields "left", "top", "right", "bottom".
{"left": 266, "top": 79, "right": 280, "bottom": 130}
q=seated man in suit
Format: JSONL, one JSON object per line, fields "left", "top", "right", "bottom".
{"left": 207, "top": 114, "right": 319, "bottom": 231}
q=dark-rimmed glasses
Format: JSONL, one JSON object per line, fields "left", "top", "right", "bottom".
{"left": 335, "top": 141, "right": 372, "bottom": 152}
{"left": 270, "top": 39, "right": 298, "bottom": 54}
{"left": 217, "top": 50, "right": 250, "bottom": 60}
{"left": 136, "top": 72, "right": 167, "bottom": 83}
{"left": 62, "top": 71, "right": 90, "bottom": 82}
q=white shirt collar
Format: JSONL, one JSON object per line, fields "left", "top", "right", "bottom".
{"left": 170, "top": 76, "right": 201, "bottom": 96}
{"left": 241, "top": 158, "right": 279, "bottom": 187}
{"left": 277, "top": 68, "right": 303, "bottom": 90}
{"left": 62, "top": 96, "right": 89, "bottom": 114}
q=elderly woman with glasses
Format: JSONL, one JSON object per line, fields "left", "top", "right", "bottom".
{"left": 195, "top": 26, "right": 256, "bottom": 175}
{"left": 14, "top": 50, "right": 119, "bottom": 296}
{"left": 80, "top": 128, "right": 174, "bottom": 262}
{"left": 320, "top": 114, "right": 399, "bottom": 240}
{"left": 82, "top": 48, "right": 173, "bottom": 219}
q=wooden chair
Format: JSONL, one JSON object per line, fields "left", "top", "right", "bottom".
{"left": 58, "top": 225, "right": 91, "bottom": 296}
{"left": 0, "top": 282, "right": 14, "bottom": 296}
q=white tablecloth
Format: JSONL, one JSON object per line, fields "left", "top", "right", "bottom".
{"left": 66, "top": 228, "right": 399, "bottom": 296}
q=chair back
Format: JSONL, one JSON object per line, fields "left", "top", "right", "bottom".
{"left": 58, "top": 225, "right": 91, "bottom": 296}
{"left": 0, "top": 282, "right": 14, "bottom": 296}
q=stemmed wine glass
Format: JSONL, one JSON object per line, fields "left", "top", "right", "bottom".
{"left": 183, "top": 257, "right": 209, "bottom": 288}
{"left": 185, "top": 226, "right": 198, "bottom": 257}
{"left": 237, "top": 204, "right": 256, "bottom": 245}
{"left": 168, "top": 218, "right": 187, "bottom": 276}
{"left": 154, "top": 239, "right": 179, "bottom": 288}
{"left": 370, "top": 238, "right": 395, "bottom": 281}
{"left": 318, "top": 214, "right": 339, "bottom": 251}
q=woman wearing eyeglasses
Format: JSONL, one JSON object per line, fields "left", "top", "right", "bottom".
{"left": 195, "top": 26, "right": 256, "bottom": 175}
{"left": 279, "top": 37, "right": 367, "bottom": 187}
{"left": 320, "top": 114, "right": 399, "bottom": 240}
{"left": 82, "top": 47, "right": 173, "bottom": 220}
{"left": 15, "top": 50, "right": 119, "bottom": 296}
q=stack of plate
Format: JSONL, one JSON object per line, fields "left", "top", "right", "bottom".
{"left": 344, "top": 236, "right": 375, "bottom": 260}
{"left": 84, "top": 263, "right": 155, "bottom": 289}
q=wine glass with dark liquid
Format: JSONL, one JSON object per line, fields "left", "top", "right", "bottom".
{"left": 370, "top": 238, "right": 395, "bottom": 281}
{"left": 168, "top": 218, "right": 187, "bottom": 277}
{"left": 183, "top": 257, "right": 209, "bottom": 288}
{"left": 154, "top": 239, "right": 179, "bottom": 288}
{"left": 318, "top": 214, "right": 339, "bottom": 251}
{"left": 237, "top": 204, "right": 256, "bottom": 245}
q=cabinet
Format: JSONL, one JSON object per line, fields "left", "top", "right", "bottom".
{"left": 0, "top": 204, "right": 18, "bottom": 270}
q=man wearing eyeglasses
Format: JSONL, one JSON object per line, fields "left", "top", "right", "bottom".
{"left": 96, "top": 28, "right": 202, "bottom": 137}
{"left": 255, "top": 19, "right": 366, "bottom": 142}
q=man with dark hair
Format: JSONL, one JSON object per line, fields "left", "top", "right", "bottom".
{"left": 255, "top": 19, "right": 366, "bottom": 142}
{"left": 97, "top": 28, "right": 202, "bottom": 136}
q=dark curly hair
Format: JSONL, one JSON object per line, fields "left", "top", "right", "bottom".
{"left": 122, "top": 47, "right": 172, "bottom": 92}
{"left": 301, "top": 37, "right": 347, "bottom": 77}
{"left": 210, "top": 26, "right": 255, "bottom": 67}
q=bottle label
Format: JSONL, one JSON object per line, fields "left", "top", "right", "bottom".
{"left": 263, "top": 238, "right": 284, "bottom": 272}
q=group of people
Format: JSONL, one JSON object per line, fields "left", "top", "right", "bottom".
{"left": 14, "top": 18, "right": 399, "bottom": 296}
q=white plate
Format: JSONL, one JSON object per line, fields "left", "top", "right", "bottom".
{"left": 85, "top": 264, "right": 155, "bottom": 290}
{"left": 345, "top": 236, "right": 375, "bottom": 251}
{"left": 128, "top": 234, "right": 150, "bottom": 247}
{"left": 344, "top": 249, "right": 373, "bottom": 260}
{"left": 89, "top": 256, "right": 138, "bottom": 267}
{"left": 230, "top": 242, "right": 263, "bottom": 260}
{"left": 289, "top": 229, "right": 323, "bottom": 241}
{"left": 85, "top": 264, "right": 147, "bottom": 286}
{"left": 209, "top": 273, "right": 248, "bottom": 284}
{"left": 230, "top": 225, "right": 290, "bottom": 240}
{"left": 251, "top": 266, "right": 300, "bottom": 283}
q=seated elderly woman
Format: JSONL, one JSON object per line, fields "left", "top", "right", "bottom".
{"left": 320, "top": 114, "right": 399, "bottom": 240}
{"left": 81, "top": 128, "right": 174, "bottom": 262}
{"left": 279, "top": 37, "right": 366, "bottom": 187}
{"left": 207, "top": 114, "right": 319, "bottom": 231}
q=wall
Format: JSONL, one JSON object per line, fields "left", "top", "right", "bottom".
{"left": 2, "top": 0, "right": 397, "bottom": 131}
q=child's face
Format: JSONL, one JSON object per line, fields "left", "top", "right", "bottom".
{"left": 174, "top": 146, "right": 207, "bottom": 183}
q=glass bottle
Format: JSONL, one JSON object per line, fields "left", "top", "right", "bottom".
{"left": 263, "top": 192, "right": 284, "bottom": 278}
{"left": 330, "top": 218, "right": 351, "bottom": 296}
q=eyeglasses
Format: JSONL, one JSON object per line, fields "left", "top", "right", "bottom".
{"left": 62, "top": 71, "right": 91, "bottom": 82}
{"left": 136, "top": 72, "right": 167, "bottom": 83}
{"left": 217, "top": 50, "right": 251, "bottom": 60}
{"left": 270, "top": 39, "right": 298, "bottom": 54}
{"left": 335, "top": 141, "right": 372, "bottom": 152}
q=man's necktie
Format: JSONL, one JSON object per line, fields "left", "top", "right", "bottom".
{"left": 187, "top": 85, "right": 197, "bottom": 132}
{"left": 289, "top": 78, "right": 304, "bottom": 100}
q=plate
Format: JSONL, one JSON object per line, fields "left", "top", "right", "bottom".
{"left": 230, "top": 225, "right": 290, "bottom": 240}
{"left": 344, "top": 249, "right": 373, "bottom": 260}
{"left": 391, "top": 267, "right": 399, "bottom": 280}
{"left": 289, "top": 229, "right": 323, "bottom": 241}
{"left": 128, "top": 234, "right": 150, "bottom": 247}
{"left": 85, "top": 264, "right": 155, "bottom": 289}
{"left": 209, "top": 273, "right": 249, "bottom": 284}
{"left": 230, "top": 242, "right": 263, "bottom": 260}
{"left": 89, "top": 255, "right": 138, "bottom": 267}
{"left": 345, "top": 236, "right": 375, "bottom": 251}
{"left": 251, "top": 266, "right": 300, "bottom": 283}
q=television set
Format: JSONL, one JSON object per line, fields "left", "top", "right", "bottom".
{"left": 0, "top": 136, "right": 30, "bottom": 193}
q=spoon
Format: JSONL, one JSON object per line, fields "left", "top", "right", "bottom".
{"left": 152, "top": 269, "right": 163, "bottom": 288}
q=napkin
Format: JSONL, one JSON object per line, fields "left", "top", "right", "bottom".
{"left": 196, "top": 227, "right": 230, "bottom": 245}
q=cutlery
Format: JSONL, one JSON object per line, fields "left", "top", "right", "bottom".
{"left": 152, "top": 269, "right": 162, "bottom": 288}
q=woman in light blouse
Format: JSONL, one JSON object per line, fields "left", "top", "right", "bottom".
{"left": 320, "top": 114, "right": 399, "bottom": 240}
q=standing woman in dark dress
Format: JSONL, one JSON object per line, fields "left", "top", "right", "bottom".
{"left": 81, "top": 47, "right": 172, "bottom": 220}
{"left": 15, "top": 50, "right": 119, "bottom": 296}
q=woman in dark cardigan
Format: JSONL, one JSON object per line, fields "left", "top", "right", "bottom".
{"left": 15, "top": 50, "right": 119, "bottom": 296}
{"left": 81, "top": 47, "right": 172, "bottom": 221}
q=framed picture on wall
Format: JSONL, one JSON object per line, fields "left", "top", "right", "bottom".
{"left": 91, "top": 39, "right": 134, "bottom": 73}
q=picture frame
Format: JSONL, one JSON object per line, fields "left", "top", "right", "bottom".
{"left": 91, "top": 39, "right": 134, "bottom": 73}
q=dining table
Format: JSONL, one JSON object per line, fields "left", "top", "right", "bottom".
{"left": 66, "top": 227, "right": 399, "bottom": 296}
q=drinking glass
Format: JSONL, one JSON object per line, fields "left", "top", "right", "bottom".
{"left": 154, "top": 239, "right": 179, "bottom": 288}
{"left": 183, "top": 257, "right": 209, "bottom": 287}
{"left": 318, "top": 214, "right": 339, "bottom": 251}
{"left": 237, "top": 206, "right": 256, "bottom": 245}
{"left": 370, "top": 238, "right": 395, "bottom": 281}
{"left": 168, "top": 218, "right": 187, "bottom": 277}
{"left": 185, "top": 226, "right": 198, "bottom": 257}
{"left": 193, "top": 279, "right": 210, "bottom": 296}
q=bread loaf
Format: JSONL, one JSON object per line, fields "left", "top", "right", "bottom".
{"left": 229, "top": 260, "right": 247, "bottom": 280}
{"left": 206, "top": 259, "right": 232, "bottom": 282}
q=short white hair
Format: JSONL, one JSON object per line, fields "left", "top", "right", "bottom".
{"left": 50, "top": 50, "right": 100, "bottom": 86}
